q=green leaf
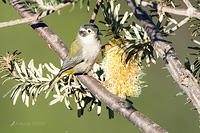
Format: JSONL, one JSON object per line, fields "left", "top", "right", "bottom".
{"left": 184, "top": 57, "right": 191, "bottom": 72}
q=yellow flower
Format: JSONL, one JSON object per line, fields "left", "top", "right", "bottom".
{"left": 102, "top": 38, "right": 144, "bottom": 98}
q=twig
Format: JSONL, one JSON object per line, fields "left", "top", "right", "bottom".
{"left": 141, "top": 1, "right": 200, "bottom": 19}
{"left": 126, "top": 0, "right": 200, "bottom": 114}
{"left": 7, "top": 0, "right": 168, "bottom": 132}
{"left": 166, "top": 17, "right": 190, "bottom": 34}
{"left": 0, "top": 2, "right": 71, "bottom": 28}
{"left": 89, "top": 0, "right": 102, "bottom": 23}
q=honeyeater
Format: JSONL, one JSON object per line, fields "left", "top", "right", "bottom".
{"left": 45, "top": 23, "right": 102, "bottom": 98}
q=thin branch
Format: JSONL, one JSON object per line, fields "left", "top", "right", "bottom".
{"left": 89, "top": 0, "right": 102, "bottom": 23}
{"left": 7, "top": 0, "right": 168, "bottom": 132}
{"left": 126, "top": 0, "right": 200, "bottom": 114}
{"left": 166, "top": 17, "right": 190, "bottom": 34}
{"left": 141, "top": 1, "right": 200, "bottom": 19}
{"left": 0, "top": 2, "right": 71, "bottom": 28}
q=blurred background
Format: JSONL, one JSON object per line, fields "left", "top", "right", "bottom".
{"left": 0, "top": 1, "right": 199, "bottom": 133}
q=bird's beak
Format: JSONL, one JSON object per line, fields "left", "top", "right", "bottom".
{"left": 97, "top": 31, "right": 103, "bottom": 35}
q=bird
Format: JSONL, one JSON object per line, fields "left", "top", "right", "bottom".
{"left": 45, "top": 23, "right": 102, "bottom": 98}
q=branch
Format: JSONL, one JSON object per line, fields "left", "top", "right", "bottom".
{"left": 126, "top": 0, "right": 200, "bottom": 114}
{"left": 77, "top": 75, "right": 168, "bottom": 133}
{"left": 7, "top": 0, "right": 168, "bottom": 132}
{"left": 141, "top": 0, "right": 200, "bottom": 19}
{"left": 0, "top": 2, "right": 71, "bottom": 28}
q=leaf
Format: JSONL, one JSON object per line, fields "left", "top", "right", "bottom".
{"left": 120, "top": 12, "right": 129, "bottom": 24}
{"left": 45, "top": 63, "right": 58, "bottom": 75}
{"left": 184, "top": 57, "right": 191, "bottom": 72}
{"left": 64, "top": 97, "right": 72, "bottom": 110}
{"left": 168, "top": 17, "right": 178, "bottom": 25}
{"left": 49, "top": 63, "right": 59, "bottom": 73}
{"left": 133, "top": 26, "right": 142, "bottom": 40}
{"left": 32, "top": 99, "right": 36, "bottom": 106}
{"left": 97, "top": 102, "right": 101, "bottom": 116}
{"left": 13, "top": 88, "right": 21, "bottom": 105}
{"left": 21, "top": 61, "right": 28, "bottom": 78}
{"left": 14, "top": 62, "right": 24, "bottom": 81}
{"left": 25, "top": 93, "right": 29, "bottom": 107}
{"left": 37, "top": 77, "right": 50, "bottom": 82}
{"left": 49, "top": 98, "right": 60, "bottom": 105}
{"left": 114, "top": 4, "right": 120, "bottom": 21}
{"left": 22, "top": 90, "right": 26, "bottom": 103}
{"left": 10, "top": 83, "right": 22, "bottom": 98}
{"left": 38, "top": 64, "right": 43, "bottom": 76}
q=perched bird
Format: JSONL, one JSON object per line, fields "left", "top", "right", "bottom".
{"left": 45, "top": 23, "right": 102, "bottom": 98}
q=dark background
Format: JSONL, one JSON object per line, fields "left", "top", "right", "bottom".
{"left": 0, "top": 1, "right": 199, "bottom": 133}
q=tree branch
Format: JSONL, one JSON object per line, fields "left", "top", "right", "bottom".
{"left": 7, "top": 0, "right": 168, "bottom": 132}
{"left": 0, "top": 2, "right": 71, "bottom": 28}
{"left": 141, "top": 0, "right": 200, "bottom": 19}
{"left": 8, "top": 0, "right": 69, "bottom": 60}
{"left": 126, "top": 0, "right": 200, "bottom": 114}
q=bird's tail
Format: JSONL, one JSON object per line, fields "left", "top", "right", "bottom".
{"left": 45, "top": 74, "right": 61, "bottom": 99}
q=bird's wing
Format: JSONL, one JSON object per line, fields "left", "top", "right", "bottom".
{"left": 58, "top": 39, "right": 84, "bottom": 76}
{"left": 46, "top": 39, "right": 84, "bottom": 98}
{"left": 69, "top": 38, "right": 81, "bottom": 57}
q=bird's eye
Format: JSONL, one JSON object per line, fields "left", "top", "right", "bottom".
{"left": 87, "top": 29, "right": 91, "bottom": 33}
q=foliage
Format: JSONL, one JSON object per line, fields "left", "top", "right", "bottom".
{"left": 185, "top": 0, "right": 200, "bottom": 83}
{"left": 0, "top": 51, "right": 104, "bottom": 117}
{"left": 185, "top": 40, "right": 200, "bottom": 83}
{"left": 100, "top": 0, "right": 156, "bottom": 66}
